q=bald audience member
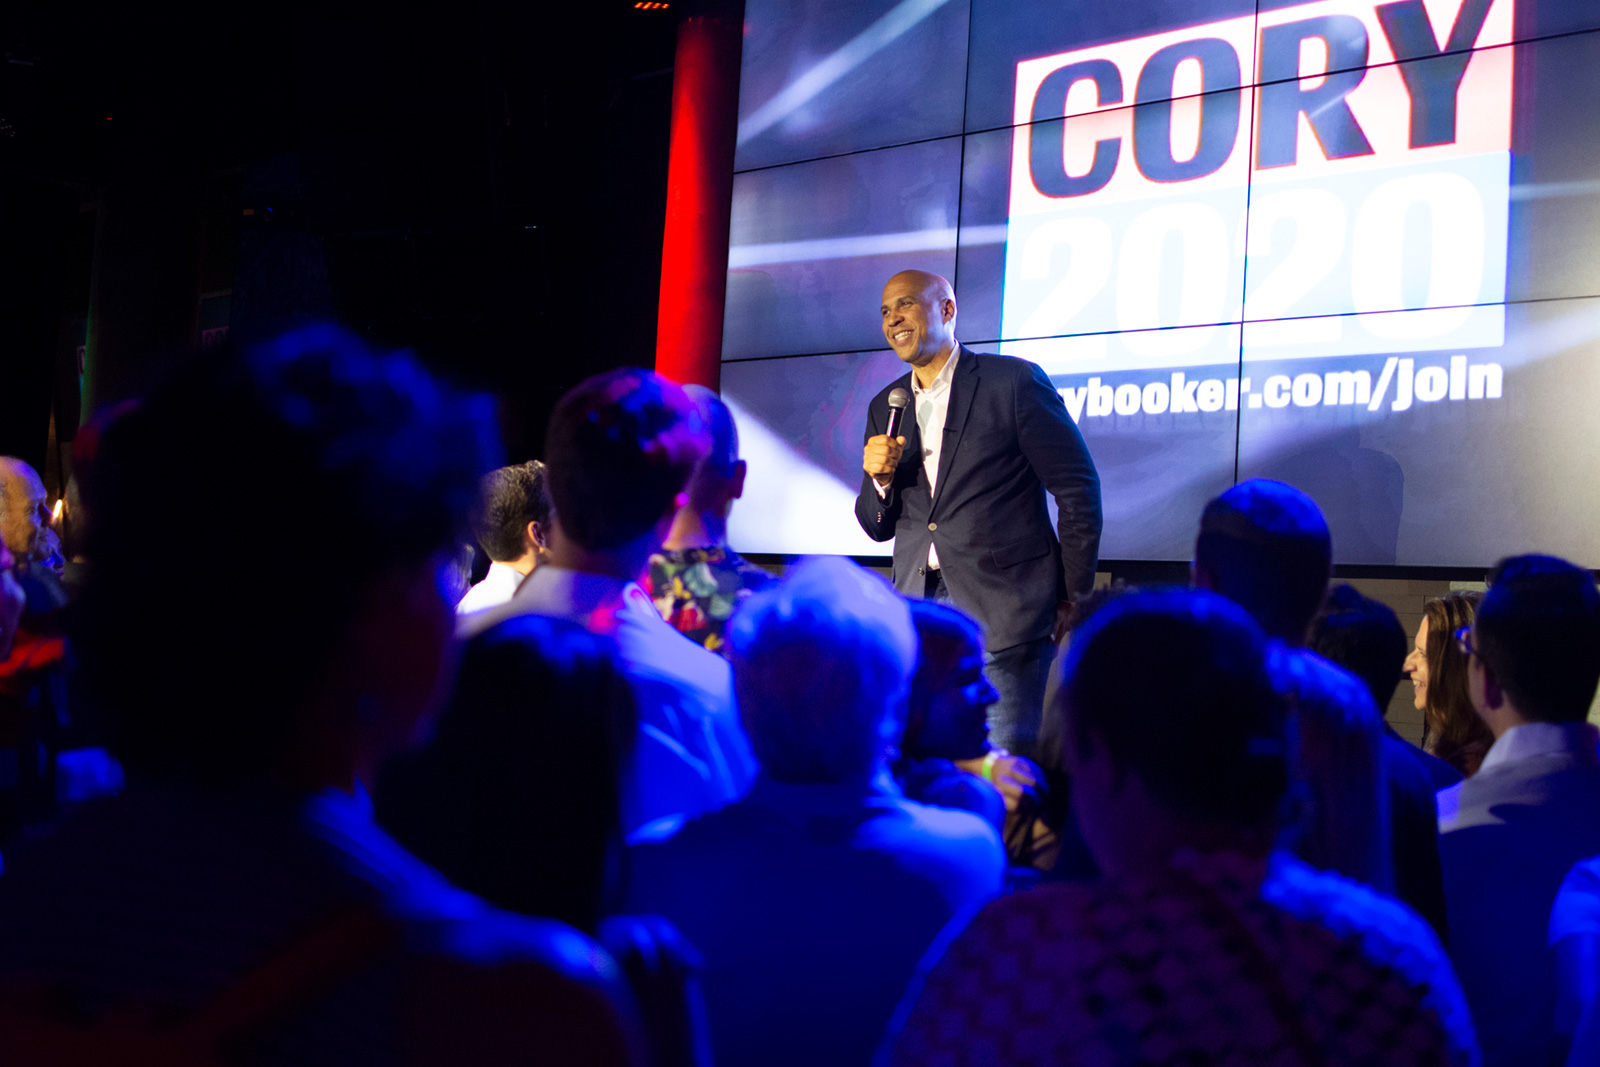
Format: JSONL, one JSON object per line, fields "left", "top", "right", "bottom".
{"left": 645, "top": 385, "right": 773, "bottom": 653}
{"left": 0, "top": 458, "right": 50, "bottom": 564}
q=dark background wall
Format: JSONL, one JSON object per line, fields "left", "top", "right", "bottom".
{"left": 0, "top": 0, "right": 680, "bottom": 482}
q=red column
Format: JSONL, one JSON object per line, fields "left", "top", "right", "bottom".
{"left": 655, "top": 1, "right": 744, "bottom": 390}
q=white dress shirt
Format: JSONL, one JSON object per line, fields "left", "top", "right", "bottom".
{"left": 877, "top": 348, "right": 959, "bottom": 571}
{"left": 454, "top": 560, "right": 527, "bottom": 616}
{"left": 1437, "top": 719, "right": 1600, "bottom": 1066}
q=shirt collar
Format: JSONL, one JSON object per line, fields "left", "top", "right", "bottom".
{"left": 911, "top": 346, "right": 960, "bottom": 397}
{"left": 485, "top": 560, "right": 525, "bottom": 586}
{"left": 1480, "top": 720, "right": 1600, "bottom": 771}
{"left": 514, "top": 564, "right": 631, "bottom": 622}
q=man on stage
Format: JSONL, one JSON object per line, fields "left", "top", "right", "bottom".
{"left": 856, "top": 270, "right": 1101, "bottom": 759}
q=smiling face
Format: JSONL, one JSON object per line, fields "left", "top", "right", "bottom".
{"left": 1403, "top": 615, "right": 1430, "bottom": 711}
{"left": 880, "top": 271, "right": 957, "bottom": 369}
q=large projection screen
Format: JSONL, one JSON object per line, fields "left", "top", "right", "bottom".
{"left": 721, "top": 0, "right": 1600, "bottom": 566}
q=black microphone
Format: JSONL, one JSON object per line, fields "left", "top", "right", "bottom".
{"left": 885, "top": 387, "right": 911, "bottom": 440}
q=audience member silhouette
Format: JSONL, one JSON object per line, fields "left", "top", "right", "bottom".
{"left": 897, "top": 599, "right": 1044, "bottom": 861}
{"left": 1409, "top": 592, "right": 1492, "bottom": 777}
{"left": 457, "top": 460, "right": 554, "bottom": 616}
{"left": 376, "top": 612, "right": 712, "bottom": 1067}
{"left": 1192, "top": 479, "right": 1394, "bottom": 895}
{"left": 885, "top": 588, "right": 1476, "bottom": 1066}
{"left": 377, "top": 613, "right": 635, "bottom": 933}
{"left": 627, "top": 557, "right": 1005, "bottom": 1067}
{"left": 1309, "top": 583, "right": 1457, "bottom": 937}
{"left": 1438, "top": 555, "right": 1600, "bottom": 1067}
{"left": 462, "top": 368, "right": 757, "bottom": 836}
{"left": 0, "top": 327, "right": 646, "bottom": 1066}
{"left": 645, "top": 385, "right": 774, "bottom": 654}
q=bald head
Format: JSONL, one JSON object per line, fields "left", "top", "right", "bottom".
{"left": 881, "top": 270, "right": 958, "bottom": 372}
{"left": 887, "top": 270, "right": 954, "bottom": 304}
{"left": 0, "top": 457, "right": 49, "bottom": 561}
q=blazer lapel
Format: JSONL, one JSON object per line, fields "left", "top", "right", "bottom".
{"left": 930, "top": 346, "right": 976, "bottom": 515}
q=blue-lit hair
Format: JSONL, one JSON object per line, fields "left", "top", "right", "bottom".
{"left": 1195, "top": 478, "right": 1332, "bottom": 643}
{"left": 1058, "top": 587, "right": 1288, "bottom": 827}
{"left": 79, "top": 324, "right": 498, "bottom": 787}
{"left": 727, "top": 557, "right": 916, "bottom": 783}
{"left": 1476, "top": 554, "right": 1600, "bottom": 723}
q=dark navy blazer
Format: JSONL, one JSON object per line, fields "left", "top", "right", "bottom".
{"left": 854, "top": 347, "right": 1102, "bottom": 652}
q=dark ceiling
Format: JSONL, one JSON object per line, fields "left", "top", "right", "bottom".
{"left": 0, "top": 0, "right": 686, "bottom": 467}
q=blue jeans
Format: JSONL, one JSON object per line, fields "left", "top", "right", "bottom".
{"left": 924, "top": 570, "right": 1054, "bottom": 760}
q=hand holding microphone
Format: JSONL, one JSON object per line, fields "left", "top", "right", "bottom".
{"left": 863, "top": 388, "right": 911, "bottom": 486}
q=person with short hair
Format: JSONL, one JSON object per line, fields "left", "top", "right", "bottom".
{"left": 1193, "top": 479, "right": 1394, "bottom": 895}
{"left": 465, "top": 368, "right": 756, "bottom": 837}
{"left": 1440, "top": 554, "right": 1600, "bottom": 1067}
{"left": 457, "top": 460, "right": 554, "bottom": 616}
{"left": 1408, "top": 591, "right": 1492, "bottom": 777}
{"left": 628, "top": 557, "right": 1004, "bottom": 1067}
{"left": 645, "top": 385, "right": 774, "bottom": 653}
{"left": 885, "top": 588, "right": 1476, "bottom": 1066}
{"left": 856, "top": 270, "right": 1102, "bottom": 762}
{"left": 898, "top": 599, "right": 1043, "bottom": 856}
{"left": 0, "top": 327, "right": 645, "bottom": 1066}
{"left": 1309, "top": 583, "right": 1459, "bottom": 938}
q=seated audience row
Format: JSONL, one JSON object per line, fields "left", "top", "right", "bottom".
{"left": 459, "top": 369, "right": 757, "bottom": 839}
{"left": 5, "top": 322, "right": 1600, "bottom": 1067}
{"left": 886, "top": 587, "right": 1476, "bottom": 1065}
{"left": 0, "top": 329, "right": 652, "bottom": 1065}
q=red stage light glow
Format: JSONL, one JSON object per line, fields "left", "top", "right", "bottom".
{"left": 656, "top": 11, "right": 741, "bottom": 389}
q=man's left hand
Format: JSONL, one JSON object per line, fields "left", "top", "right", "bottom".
{"left": 1051, "top": 599, "right": 1073, "bottom": 643}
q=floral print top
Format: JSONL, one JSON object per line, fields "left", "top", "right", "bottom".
{"left": 645, "top": 547, "right": 776, "bottom": 654}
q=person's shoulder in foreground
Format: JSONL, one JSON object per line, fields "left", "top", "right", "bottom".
{"left": 0, "top": 786, "right": 644, "bottom": 1067}
{"left": 645, "top": 769, "right": 1003, "bottom": 890}
{"left": 884, "top": 851, "right": 1476, "bottom": 1067}
{"left": 882, "top": 584, "right": 1475, "bottom": 1066}
{"left": 0, "top": 326, "right": 647, "bottom": 1066}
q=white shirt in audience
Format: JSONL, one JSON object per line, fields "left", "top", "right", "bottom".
{"left": 1439, "top": 720, "right": 1600, "bottom": 1067}
{"left": 455, "top": 561, "right": 527, "bottom": 616}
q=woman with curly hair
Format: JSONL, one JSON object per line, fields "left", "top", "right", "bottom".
{"left": 1406, "top": 591, "right": 1492, "bottom": 777}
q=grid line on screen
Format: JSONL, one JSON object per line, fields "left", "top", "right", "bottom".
{"left": 730, "top": 27, "right": 1598, "bottom": 176}
{"left": 723, "top": 1, "right": 1600, "bottom": 566}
